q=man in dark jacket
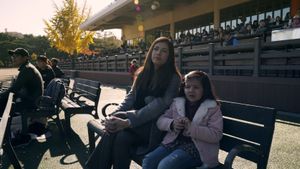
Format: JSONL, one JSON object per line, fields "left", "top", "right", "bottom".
{"left": 3, "top": 48, "right": 43, "bottom": 147}
{"left": 51, "top": 58, "right": 64, "bottom": 78}
{"left": 7, "top": 48, "right": 44, "bottom": 109}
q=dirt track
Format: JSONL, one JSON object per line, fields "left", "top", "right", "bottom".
{"left": 0, "top": 68, "right": 18, "bottom": 81}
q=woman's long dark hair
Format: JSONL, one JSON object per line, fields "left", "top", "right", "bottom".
{"left": 133, "top": 37, "right": 180, "bottom": 107}
{"left": 179, "top": 70, "right": 219, "bottom": 104}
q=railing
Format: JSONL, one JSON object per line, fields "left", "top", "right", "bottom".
{"left": 60, "top": 37, "right": 300, "bottom": 78}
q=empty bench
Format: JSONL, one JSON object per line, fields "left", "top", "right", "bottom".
{"left": 61, "top": 78, "right": 101, "bottom": 132}
{"left": 87, "top": 100, "right": 276, "bottom": 169}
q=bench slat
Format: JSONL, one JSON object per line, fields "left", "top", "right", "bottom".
{"left": 220, "top": 100, "right": 276, "bottom": 127}
{"left": 223, "top": 118, "right": 274, "bottom": 145}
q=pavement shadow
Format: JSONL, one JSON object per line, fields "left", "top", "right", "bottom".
{"left": 1, "top": 120, "right": 89, "bottom": 169}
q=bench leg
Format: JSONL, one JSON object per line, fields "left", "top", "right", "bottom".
{"left": 64, "top": 112, "right": 71, "bottom": 132}
{"left": 4, "top": 127, "right": 22, "bottom": 169}
{"left": 54, "top": 115, "right": 65, "bottom": 136}
{"left": 21, "top": 114, "right": 28, "bottom": 134}
{"left": 88, "top": 127, "right": 96, "bottom": 154}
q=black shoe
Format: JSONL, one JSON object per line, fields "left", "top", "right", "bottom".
{"left": 11, "top": 134, "right": 32, "bottom": 148}
{"left": 28, "top": 122, "right": 48, "bottom": 136}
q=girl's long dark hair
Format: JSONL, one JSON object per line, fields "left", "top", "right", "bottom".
{"left": 180, "top": 70, "right": 219, "bottom": 104}
{"left": 133, "top": 37, "right": 181, "bottom": 107}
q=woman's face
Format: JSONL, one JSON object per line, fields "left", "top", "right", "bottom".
{"left": 184, "top": 78, "right": 203, "bottom": 103}
{"left": 151, "top": 42, "right": 169, "bottom": 69}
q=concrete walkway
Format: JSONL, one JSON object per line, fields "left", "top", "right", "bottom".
{"left": 1, "top": 68, "right": 299, "bottom": 169}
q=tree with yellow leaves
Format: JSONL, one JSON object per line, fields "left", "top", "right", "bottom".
{"left": 44, "top": 0, "right": 94, "bottom": 57}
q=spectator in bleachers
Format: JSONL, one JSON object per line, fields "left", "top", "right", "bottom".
{"left": 245, "top": 23, "right": 253, "bottom": 35}
{"left": 252, "top": 20, "right": 259, "bottom": 32}
{"left": 218, "top": 27, "right": 225, "bottom": 46}
{"left": 202, "top": 29, "right": 208, "bottom": 41}
{"left": 36, "top": 55, "right": 55, "bottom": 89}
{"left": 266, "top": 15, "right": 275, "bottom": 25}
{"left": 51, "top": 58, "right": 65, "bottom": 78}
{"left": 213, "top": 29, "right": 219, "bottom": 40}
{"left": 224, "top": 32, "right": 239, "bottom": 46}
{"left": 256, "top": 20, "right": 268, "bottom": 41}
{"left": 225, "top": 25, "right": 232, "bottom": 33}
{"left": 274, "top": 16, "right": 283, "bottom": 26}
{"left": 292, "top": 15, "right": 300, "bottom": 28}
{"left": 193, "top": 32, "right": 202, "bottom": 43}
{"left": 284, "top": 12, "right": 292, "bottom": 23}
{"left": 208, "top": 28, "right": 214, "bottom": 41}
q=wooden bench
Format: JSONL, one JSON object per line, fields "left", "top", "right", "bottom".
{"left": 21, "top": 78, "right": 66, "bottom": 135}
{"left": 87, "top": 100, "right": 276, "bottom": 169}
{"left": 0, "top": 93, "right": 22, "bottom": 169}
{"left": 61, "top": 78, "right": 101, "bottom": 132}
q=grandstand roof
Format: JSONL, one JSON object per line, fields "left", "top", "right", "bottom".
{"left": 80, "top": 0, "right": 197, "bottom": 31}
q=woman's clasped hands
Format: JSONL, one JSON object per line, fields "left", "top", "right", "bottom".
{"left": 101, "top": 115, "right": 131, "bottom": 134}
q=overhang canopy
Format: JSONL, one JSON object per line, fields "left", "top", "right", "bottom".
{"left": 80, "top": 0, "right": 197, "bottom": 31}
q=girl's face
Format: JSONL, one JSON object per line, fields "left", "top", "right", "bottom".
{"left": 151, "top": 42, "right": 169, "bottom": 69}
{"left": 184, "top": 78, "right": 203, "bottom": 103}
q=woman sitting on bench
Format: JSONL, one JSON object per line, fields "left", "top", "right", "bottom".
{"left": 142, "top": 71, "right": 223, "bottom": 169}
{"left": 85, "top": 37, "right": 182, "bottom": 169}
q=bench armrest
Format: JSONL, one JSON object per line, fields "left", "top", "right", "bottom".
{"left": 69, "top": 91, "right": 84, "bottom": 101}
{"left": 224, "top": 144, "right": 263, "bottom": 168}
{"left": 101, "top": 103, "right": 119, "bottom": 117}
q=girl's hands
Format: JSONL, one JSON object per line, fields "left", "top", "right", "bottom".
{"left": 101, "top": 116, "right": 130, "bottom": 133}
{"left": 181, "top": 117, "right": 191, "bottom": 129}
{"left": 172, "top": 117, "right": 192, "bottom": 133}
{"left": 172, "top": 117, "right": 185, "bottom": 132}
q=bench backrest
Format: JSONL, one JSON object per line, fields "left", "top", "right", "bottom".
{"left": 219, "top": 100, "right": 276, "bottom": 168}
{"left": 0, "top": 93, "right": 14, "bottom": 150}
{"left": 73, "top": 78, "right": 101, "bottom": 106}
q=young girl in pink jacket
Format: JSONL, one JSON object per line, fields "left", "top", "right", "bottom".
{"left": 142, "top": 70, "right": 223, "bottom": 169}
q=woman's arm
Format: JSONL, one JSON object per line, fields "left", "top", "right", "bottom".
{"left": 127, "top": 75, "right": 181, "bottom": 127}
{"left": 114, "top": 86, "right": 135, "bottom": 112}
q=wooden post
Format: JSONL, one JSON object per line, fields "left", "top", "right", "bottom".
{"left": 178, "top": 47, "right": 183, "bottom": 73}
{"left": 106, "top": 56, "right": 108, "bottom": 72}
{"left": 209, "top": 43, "right": 215, "bottom": 75}
{"left": 125, "top": 53, "right": 129, "bottom": 72}
{"left": 254, "top": 37, "right": 261, "bottom": 77}
{"left": 115, "top": 55, "right": 118, "bottom": 72}
{"left": 139, "top": 51, "right": 143, "bottom": 66}
{"left": 98, "top": 59, "right": 100, "bottom": 71}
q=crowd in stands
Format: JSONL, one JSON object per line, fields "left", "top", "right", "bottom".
{"left": 174, "top": 12, "right": 300, "bottom": 46}
{"left": 60, "top": 11, "right": 300, "bottom": 62}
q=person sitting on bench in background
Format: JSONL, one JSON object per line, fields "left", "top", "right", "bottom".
{"left": 3, "top": 48, "right": 43, "bottom": 147}
{"left": 143, "top": 70, "right": 223, "bottom": 169}
{"left": 36, "top": 55, "right": 55, "bottom": 89}
{"left": 51, "top": 57, "right": 65, "bottom": 78}
{"left": 85, "top": 37, "right": 182, "bottom": 169}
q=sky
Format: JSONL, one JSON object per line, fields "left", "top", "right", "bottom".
{"left": 0, "top": 0, "right": 121, "bottom": 38}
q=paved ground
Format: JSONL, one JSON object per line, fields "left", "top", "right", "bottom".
{"left": 1, "top": 68, "right": 299, "bottom": 169}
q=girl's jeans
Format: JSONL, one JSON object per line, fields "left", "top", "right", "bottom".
{"left": 142, "top": 145, "right": 202, "bottom": 169}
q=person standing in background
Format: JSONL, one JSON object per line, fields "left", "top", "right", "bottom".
{"left": 129, "top": 59, "right": 139, "bottom": 82}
